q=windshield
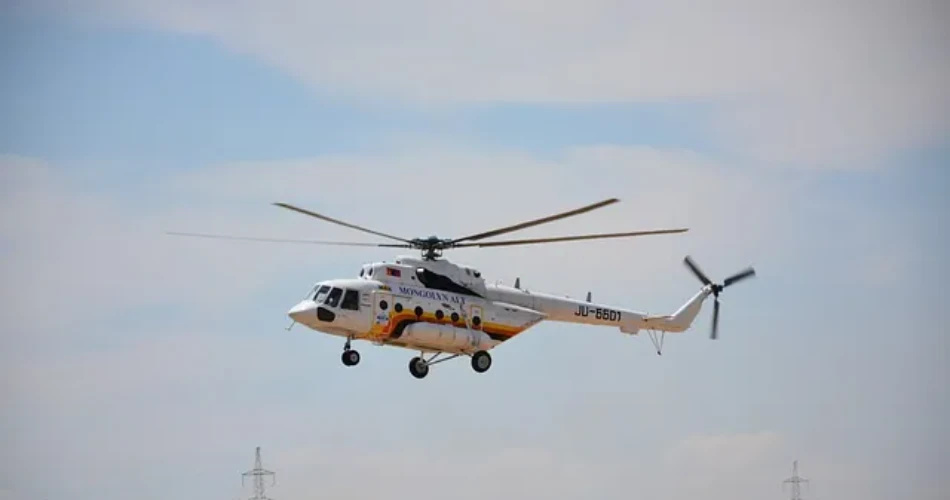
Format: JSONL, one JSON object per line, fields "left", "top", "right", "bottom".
{"left": 313, "top": 285, "right": 331, "bottom": 303}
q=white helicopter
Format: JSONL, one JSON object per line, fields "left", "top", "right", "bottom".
{"left": 168, "top": 198, "right": 756, "bottom": 379}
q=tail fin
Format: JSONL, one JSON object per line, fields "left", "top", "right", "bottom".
{"left": 641, "top": 287, "right": 712, "bottom": 333}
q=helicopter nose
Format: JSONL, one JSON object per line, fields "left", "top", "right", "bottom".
{"left": 288, "top": 300, "right": 316, "bottom": 322}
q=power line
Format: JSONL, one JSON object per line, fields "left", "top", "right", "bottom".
{"left": 782, "top": 460, "right": 809, "bottom": 500}
{"left": 242, "top": 446, "right": 276, "bottom": 500}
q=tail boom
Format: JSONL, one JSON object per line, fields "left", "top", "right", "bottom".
{"left": 485, "top": 284, "right": 713, "bottom": 335}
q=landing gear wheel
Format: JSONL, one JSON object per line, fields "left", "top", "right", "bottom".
{"left": 341, "top": 349, "right": 360, "bottom": 366}
{"left": 408, "top": 357, "right": 429, "bottom": 379}
{"left": 471, "top": 350, "right": 492, "bottom": 373}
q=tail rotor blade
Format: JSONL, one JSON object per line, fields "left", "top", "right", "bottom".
{"left": 684, "top": 255, "right": 712, "bottom": 286}
{"left": 681, "top": 255, "right": 755, "bottom": 341}
{"left": 711, "top": 298, "right": 720, "bottom": 339}
{"left": 723, "top": 267, "right": 756, "bottom": 287}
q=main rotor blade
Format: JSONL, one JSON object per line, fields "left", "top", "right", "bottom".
{"left": 273, "top": 202, "right": 413, "bottom": 244}
{"left": 449, "top": 198, "right": 620, "bottom": 244}
{"left": 723, "top": 267, "right": 756, "bottom": 287}
{"left": 165, "top": 231, "right": 411, "bottom": 247}
{"left": 683, "top": 255, "right": 712, "bottom": 286}
{"left": 711, "top": 298, "right": 720, "bottom": 339}
{"left": 454, "top": 228, "right": 688, "bottom": 248}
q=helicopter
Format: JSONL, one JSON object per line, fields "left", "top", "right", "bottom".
{"left": 168, "top": 198, "right": 756, "bottom": 379}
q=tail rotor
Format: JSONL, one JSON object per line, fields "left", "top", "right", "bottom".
{"left": 683, "top": 256, "right": 756, "bottom": 339}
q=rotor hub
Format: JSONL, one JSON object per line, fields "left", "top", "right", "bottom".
{"left": 408, "top": 236, "right": 456, "bottom": 260}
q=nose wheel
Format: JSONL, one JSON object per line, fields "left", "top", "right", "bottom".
{"left": 341, "top": 337, "right": 360, "bottom": 367}
{"left": 341, "top": 349, "right": 360, "bottom": 366}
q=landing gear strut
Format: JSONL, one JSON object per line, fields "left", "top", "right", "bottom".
{"left": 341, "top": 337, "right": 360, "bottom": 367}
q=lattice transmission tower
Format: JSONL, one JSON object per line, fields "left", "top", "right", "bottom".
{"left": 242, "top": 446, "right": 276, "bottom": 500}
{"left": 782, "top": 460, "right": 809, "bottom": 500}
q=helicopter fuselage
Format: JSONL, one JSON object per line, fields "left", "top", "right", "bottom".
{"left": 286, "top": 255, "right": 711, "bottom": 360}
{"left": 287, "top": 269, "right": 546, "bottom": 356}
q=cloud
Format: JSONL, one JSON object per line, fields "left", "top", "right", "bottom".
{"left": 1, "top": 141, "right": 797, "bottom": 364}
{"left": 0, "top": 146, "right": 780, "bottom": 500}
{"left": 1, "top": 141, "right": 919, "bottom": 343}
{"left": 2, "top": 145, "right": 939, "bottom": 500}
{"left": 30, "top": 0, "right": 950, "bottom": 166}
{"left": 0, "top": 155, "right": 315, "bottom": 337}
{"left": 158, "top": 143, "right": 798, "bottom": 306}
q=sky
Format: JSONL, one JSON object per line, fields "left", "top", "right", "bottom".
{"left": 1, "top": 1, "right": 948, "bottom": 499}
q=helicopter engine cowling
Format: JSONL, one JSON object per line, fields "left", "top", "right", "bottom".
{"left": 399, "top": 322, "right": 498, "bottom": 353}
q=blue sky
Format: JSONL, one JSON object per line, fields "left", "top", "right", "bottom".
{"left": 1, "top": 3, "right": 948, "bottom": 500}
{"left": 0, "top": 13, "right": 724, "bottom": 167}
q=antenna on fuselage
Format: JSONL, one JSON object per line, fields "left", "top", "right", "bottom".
{"left": 514, "top": 277, "right": 521, "bottom": 289}
{"left": 586, "top": 291, "right": 592, "bottom": 302}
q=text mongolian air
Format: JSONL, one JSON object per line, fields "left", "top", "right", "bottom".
{"left": 395, "top": 286, "right": 469, "bottom": 305}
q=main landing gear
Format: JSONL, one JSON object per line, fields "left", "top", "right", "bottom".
{"left": 408, "top": 350, "right": 493, "bottom": 379}
{"left": 341, "top": 337, "right": 360, "bottom": 367}
{"left": 337, "top": 337, "right": 492, "bottom": 378}
{"left": 471, "top": 350, "right": 492, "bottom": 373}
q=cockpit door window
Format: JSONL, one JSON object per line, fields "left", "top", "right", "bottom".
{"left": 325, "top": 287, "right": 343, "bottom": 307}
{"left": 341, "top": 289, "right": 360, "bottom": 311}
{"left": 313, "top": 285, "right": 330, "bottom": 302}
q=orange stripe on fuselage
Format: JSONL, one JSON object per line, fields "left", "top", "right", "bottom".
{"left": 371, "top": 310, "right": 525, "bottom": 340}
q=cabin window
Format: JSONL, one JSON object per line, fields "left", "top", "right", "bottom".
{"left": 325, "top": 287, "right": 343, "bottom": 307}
{"left": 313, "top": 285, "right": 331, "bottom": 302}
{"left": 341, "top": 289, "right": 359, "bottom": 311}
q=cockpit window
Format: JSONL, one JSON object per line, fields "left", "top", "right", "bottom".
{"left": 325, "top": 287, "right": 343, "bottom": 307}
{"left": 341, "top": 289, "right": 359, "bottom": 310}
{"left": 313, "top": 285, "right": 330, "bottom": 302}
